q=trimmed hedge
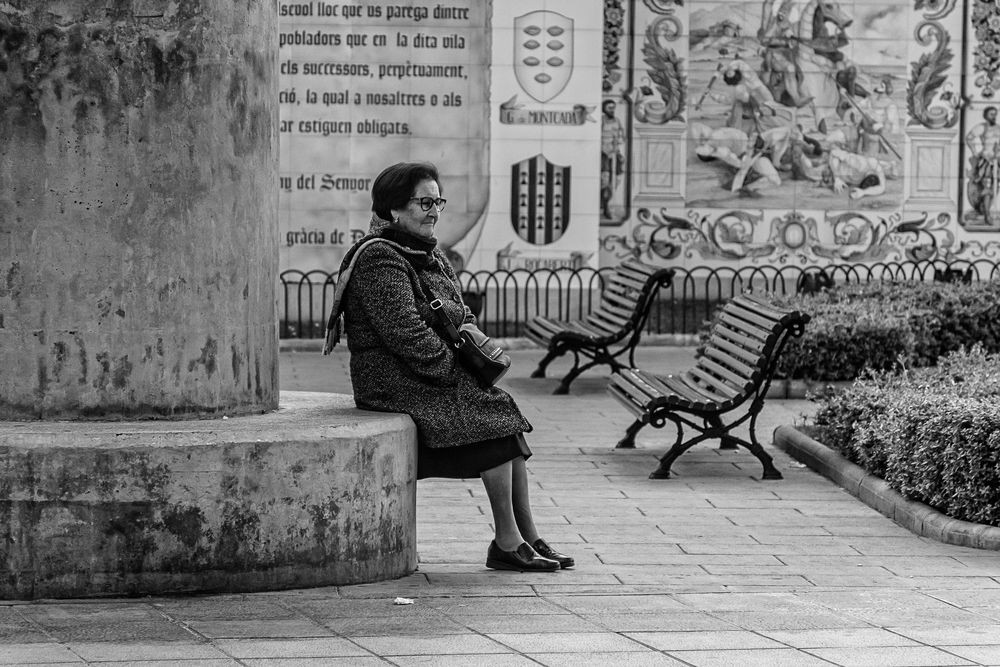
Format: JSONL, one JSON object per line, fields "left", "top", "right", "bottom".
{"left": 811, "top": 347, "right": 1000, "bottom": 527}
{"left": 767, "top": 280, "right": 1000, "bottom": 381}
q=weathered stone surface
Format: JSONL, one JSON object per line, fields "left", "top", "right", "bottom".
{"left": 0, "top": 392, "right": 418, "bottom": 599}
{"left": 0, "top": 1, "right": 279, "bottom": 419}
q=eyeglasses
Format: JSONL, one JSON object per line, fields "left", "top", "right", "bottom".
{"left": 409, "top": 197, "right": 447, "bottom": 211}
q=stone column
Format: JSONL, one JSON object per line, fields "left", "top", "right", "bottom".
{"left": 0, "top": 1, "right": 278, "bottom": 419}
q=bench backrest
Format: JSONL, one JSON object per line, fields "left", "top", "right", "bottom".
{"left": 583, "top": 260, "right": 675, "bottom": 341}
{"left": 687, "top": 293, "right": 810, "bottom": 404}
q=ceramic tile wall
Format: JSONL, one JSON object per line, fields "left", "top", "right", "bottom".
{"left": 278, "top": 0, "right": 1000, "bottom": 274}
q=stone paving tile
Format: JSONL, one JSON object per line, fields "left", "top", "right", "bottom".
{"left": 542, "top": 594, "right": 690, "bottom": 615}
{"left": 423, "top": 596, "right": 569, "bottom": 616}
{"left": 759, "top": 627, "right": 920, "bottom": 648}
{"left": 944, "top": 645, "right": 1000, "bottom": 665}
{"left": 388, "top": 655, "right": 539, "bottom": 666}
{"left": 349, "top": 634, "right": 513, "bottom": 655}
{"left": 94, "top": 661, "right": 240, "bottom": 667}
{"left": 185, "top": 619, "right": 336, "bottom": 639}
{"left": 319, "top": 614, "right": 469, "bottom": 636}
{"left": 926, "top": 589, "right": 1000, "bottom": 608}
{"left": 581, "top": 612, "right": 740, "bottom": 633}
{"left": 18, "top": 602, "right": 165, "bottom": 624}
{"left": 529, "top": 651, "right": 686, "bottom": 666}
{"left": 242, "top": 660, "right": 381, "bottom": 667}
{"left": 591, "top": 552, "right": 786, "bottom": 569}
{"left": 152, "top": 597, "right": 299, "bottom": 621}
{"left": 213, "top": 637, "right": 371, "bottom": 658}
{"left": 665, "top": 647, "right": 838, "bottom": 666}
{"left": 954, "top": 556, "right": 1000, "bottom": 574}
{"left": 624, "top": 541, "right": 859, "bottom": 557}
{"left": 846, "top": 538, "right": 991, "bottom": 556}
{"left": 709, "top": 610, "right": 871, "bottom": 631}
{"left": 68, "top": 641, "right": 230, "bottom": 662}
{"left": 0, "top": 608, "right": 49, "bottom": 643}
{"left": 625, "top": 630, "right": 785, "bottom": 651}
{"left": 833, "top": 608, "right": 998, "bottom": 630}
{"left": 448, "top": 612, "right": 605, "bottom": 634}
{"left": 616, "top": 570, "right": 812, "bottom": 587}
{"left": 671, "top": 591, "right": 817, "bottom": 612}
{"left": 890, "top": 624, "right": 1000, "bottom": 645}
{"left": 487, "top": 630, "right": 648, "bottom": 653}
{"left": 0, "top": 642, "right": 83, "bottom": 664}
{"left": 809, "top": 576, "right": 1000, "bottom": 590}
{"left": 43, "top": 621, "right": 197, "bottom": 643}
{"left": 807, "top": 645, "right": 976, "bottom": 666}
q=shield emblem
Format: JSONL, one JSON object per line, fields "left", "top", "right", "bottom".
{"left": 511, "top": 154, "right": 571, "bottom": 245}
{"left": 514, "top": 11, "right": 574, "bottom": 103}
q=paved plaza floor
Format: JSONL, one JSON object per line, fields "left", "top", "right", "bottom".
{"left": 3, "top": 344, "right": 1000, "bottom": 666}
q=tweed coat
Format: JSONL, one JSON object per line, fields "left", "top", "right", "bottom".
{"left": 340, "top": 228, "right": 532, "bottom": 449}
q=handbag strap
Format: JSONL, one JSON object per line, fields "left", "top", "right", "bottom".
{"left": 415, "top": 272, "right": 465, "bottom": 350}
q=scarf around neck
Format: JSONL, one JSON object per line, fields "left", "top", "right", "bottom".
{"left": 321, "top": 217, "right": 439, "bottom": 354}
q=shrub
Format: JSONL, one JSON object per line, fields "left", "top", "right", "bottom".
{"left": 764, "top": 280, "right": 1000, "bottom": 381}
{"left": 811, "top": 347, "right": 1000, "bottom": 526}
{"left": 774, "top": 297, "right": 917, "bottom": 381}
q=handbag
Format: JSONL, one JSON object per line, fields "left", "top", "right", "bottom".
{"left": 429, "top": 298, "right": 511, "bottom": 388}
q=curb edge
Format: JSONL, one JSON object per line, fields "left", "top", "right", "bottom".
{"left": 773, "top": 425, "right": 1000, "bottom": 551}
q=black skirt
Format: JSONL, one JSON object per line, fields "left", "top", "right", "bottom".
{"left": 417, "top": 432, "right": 532, "bottom": 480}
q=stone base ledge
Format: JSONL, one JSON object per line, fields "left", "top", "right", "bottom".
{"left": 773, "top": 425, "right": 1000, "bottom": 551}
{"left": 0, "top": 392, "right": 417, "bottom": 600}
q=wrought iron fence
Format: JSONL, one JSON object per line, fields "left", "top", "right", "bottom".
{"left": 279, "top": 259, "right": 1000, "bottom": 340}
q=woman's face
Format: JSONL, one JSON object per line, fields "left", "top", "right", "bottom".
{"left": 392, "top": 178, "right": 441, "bottom": 239}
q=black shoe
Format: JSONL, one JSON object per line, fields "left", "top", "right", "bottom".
{"left": 486, "top": 541, "right": 559, "bottom": 571}
{"left": 532, "top": 538, "right": 575, "bottom": 569}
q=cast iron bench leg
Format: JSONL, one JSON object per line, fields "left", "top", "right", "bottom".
{"left": 530, "top": 346, "right": 563, "bottom": 378}
{"left": 650, "top": 431, "right": 712, "bottom": 480}
{"left": 615, "top": 418, "right": 644, "bottom": 449}
{"left": 743, "top": 439, "right": 783, "bottom": 480}
{"left": 745, "top": 413, "right": 782, "bottom": 480}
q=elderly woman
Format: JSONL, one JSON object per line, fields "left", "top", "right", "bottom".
{"left": 324, "top": 162, "right": 573, "bottom": 572}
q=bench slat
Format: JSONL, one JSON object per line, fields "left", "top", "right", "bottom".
{"left": 728, "top": 302, "right": 785, "bottom": 334}
{"left": 706, "top": 334, "right": 763, "bottom": 367}
{"left": 711, "top": 329, "right": 769, "bottom": 359}
{"left": 687, "top": 367, "right": 742, "bottom": 400}
{"left": 649, "top": 373, "right": 709, "bottom": 408}
{"left": 607, "top": 384, "right": 652, "bottom": 420}
{"left": 595, "top": 300, "right": 636, "bottom": 322}
{"left": 717, "top": 311, "right": 772, "bottom": 342}
{"left": 618, "top": 259, "right": 658, "bottom": 278}
{"left": 702, "top": 346, "right": 759, "bottom": 380}
{"left": 566, "top": 320, "right": 610, "bottom": 338}
{"left": 616, "top": 266, "right": 658, "bottom": 286}
{"left": 626, "top": 370, "right": 713, "bottom": 410}
{"left": 589, "top": 310, "right": 632, "bottom": 332}
{"left": 612, "top": 369, "right": 664, "bottom": 404}
{"left": 579, "top": 320, "right": 621, "bottom": 339}
{"left": 600, "top": 288, "right": 645, "bottom": 312}
{"left": 736, "top": 293, "right": 794, "bottom": 321}
{"left": 696, "top": 357, "right": 755, "bottom": 394}
{"left": 606, "top": 272, "right": 648, "bottom": 292}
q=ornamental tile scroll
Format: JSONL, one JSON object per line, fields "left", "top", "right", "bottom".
{"left": 601, "top": 207, "right": 966, "bottom": 263}
{"left": 630, "top": 10, "right": 686, "bottom": 124}
{"left": 971, "top": 0, "right": 1000, "bottom": 99}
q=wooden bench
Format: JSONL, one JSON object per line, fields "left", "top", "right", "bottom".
{"left": 607, "top": 293, "right": 809, "bottom": 480}
{"left": 525, "top": 260, "right": 675, "bottom": 394}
